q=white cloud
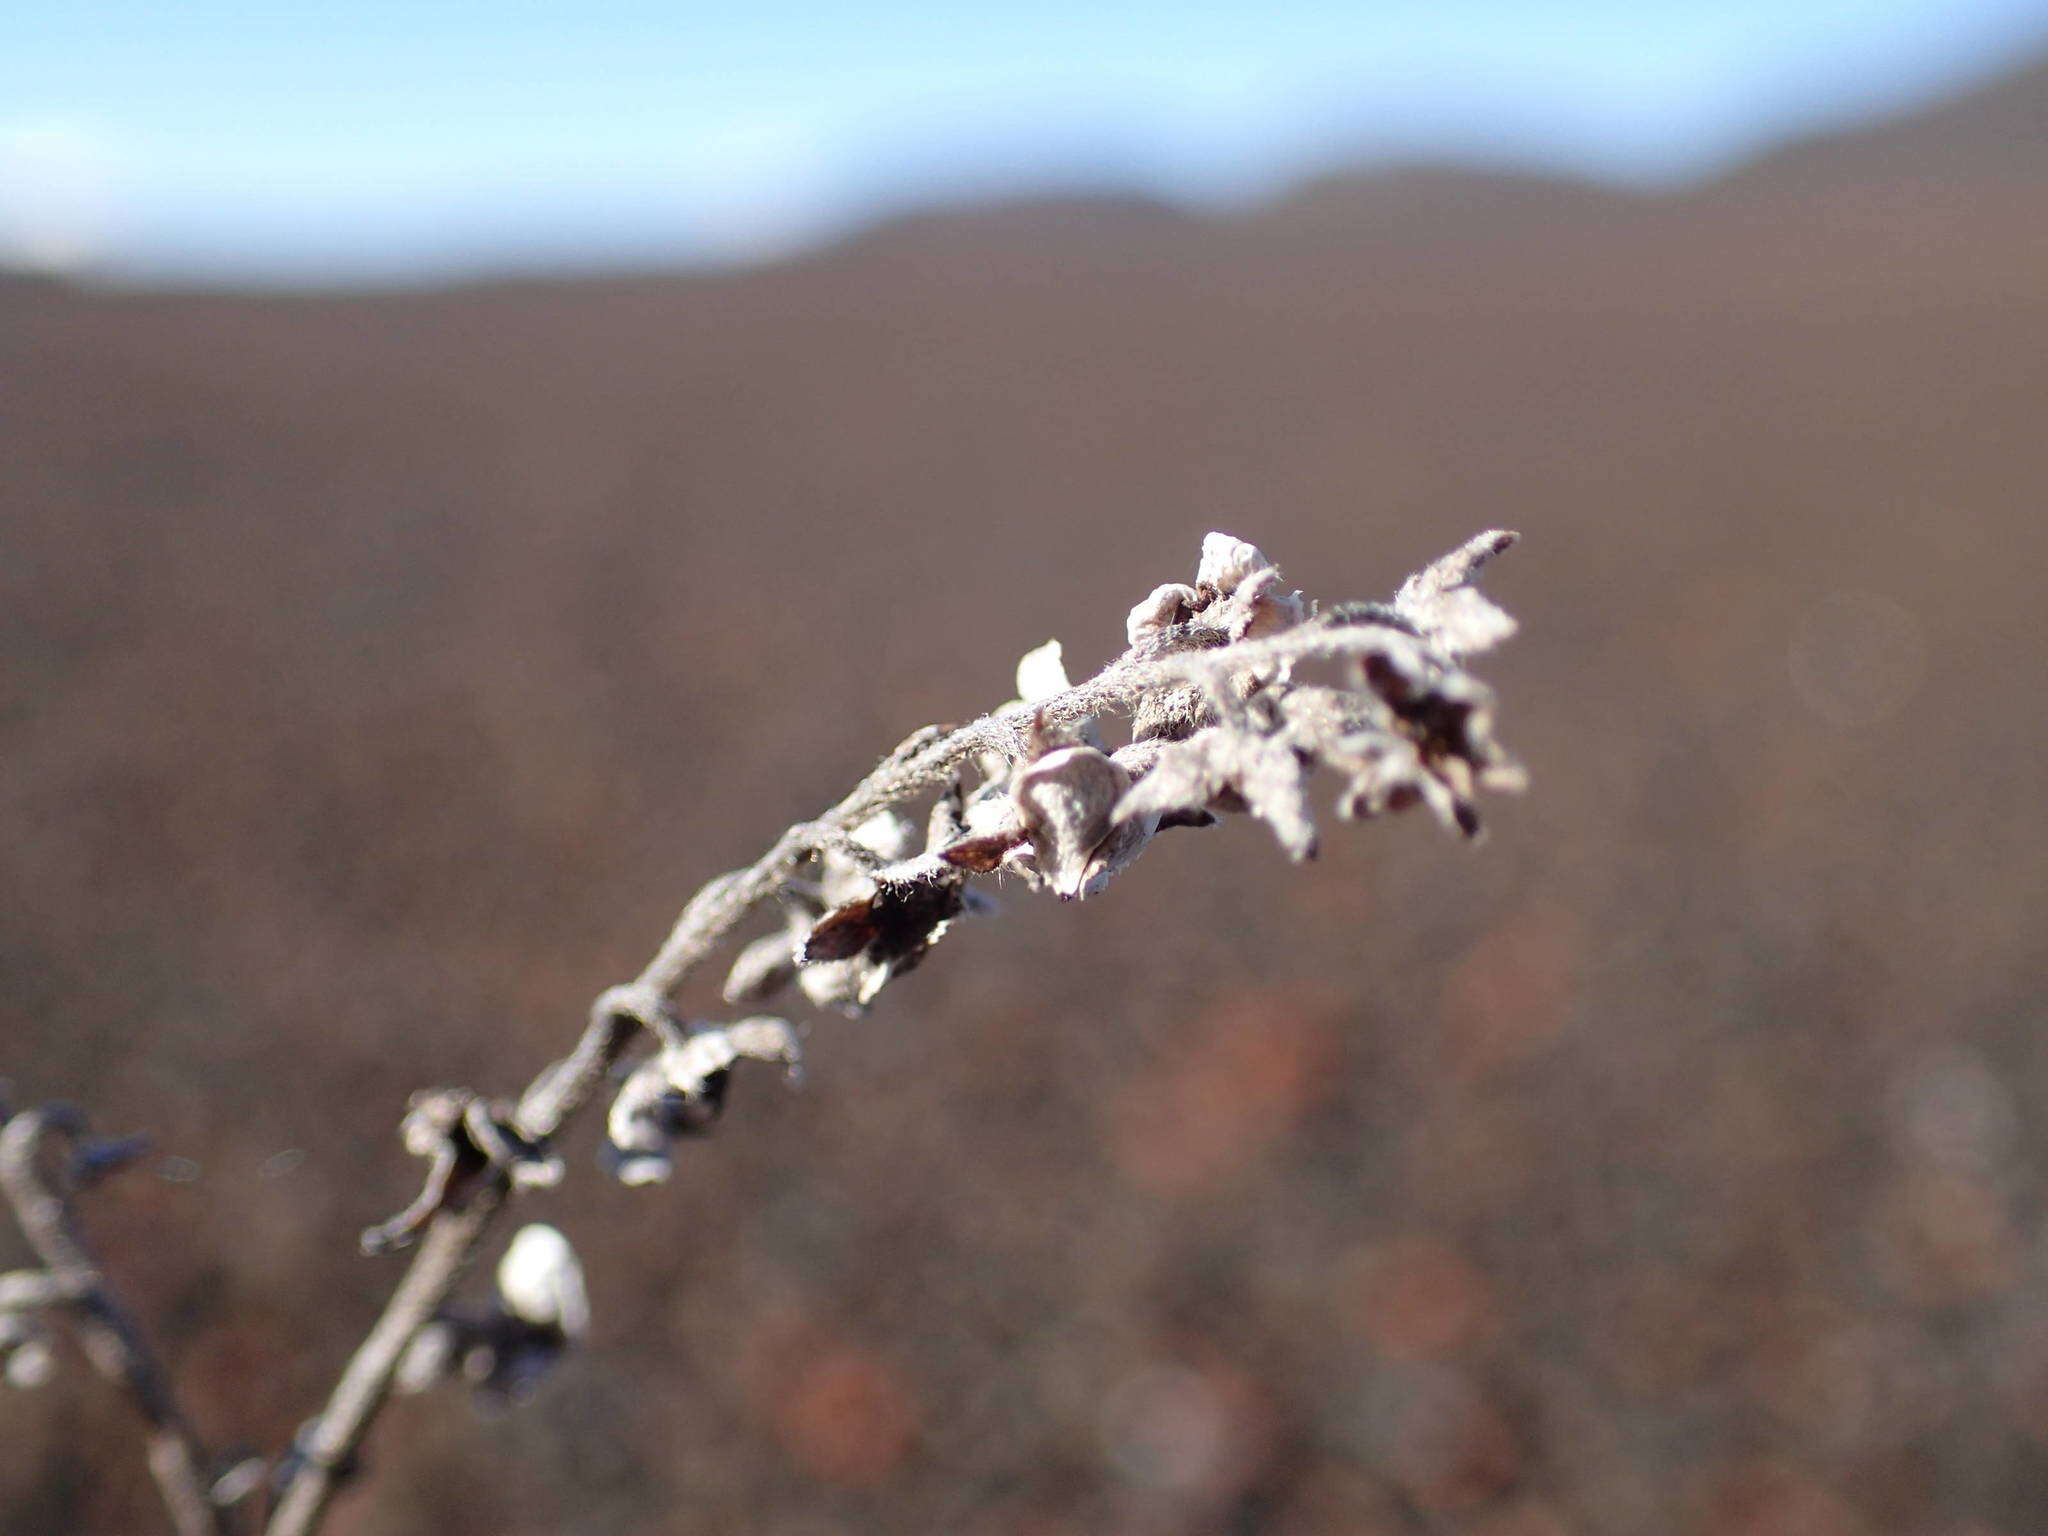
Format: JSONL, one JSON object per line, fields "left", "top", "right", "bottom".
{"left": 666, "top": 111, "right": 846, "bottom": 262}
{"left": 0, "top": 118, "right": 120, "bottom": 272}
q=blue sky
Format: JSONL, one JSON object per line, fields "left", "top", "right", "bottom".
{"left": 4, "top": 0, "right": 2046, "bottom": 282}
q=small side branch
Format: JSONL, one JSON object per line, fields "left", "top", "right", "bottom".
{"left": 0, "top": 1106, "right": 227, "bottom": 1536}
{"left": 265, "top": 1198, "right": 503, "bottom": 1536}
{"left": 263, "top": 991, "right": 652, "bottom": 1536}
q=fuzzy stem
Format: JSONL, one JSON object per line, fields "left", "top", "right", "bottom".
{"left": 0, "top": 1109, "right": 226, "bottom": 1536}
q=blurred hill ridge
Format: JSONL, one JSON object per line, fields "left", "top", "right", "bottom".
{"left": 1732, "top": 48, "right": 2048, "bottom": 187}
{"left": 833, "top": 45, "right": 2048, "bottom": 269}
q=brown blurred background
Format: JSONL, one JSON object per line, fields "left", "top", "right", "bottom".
{"left": 6, "top": 42, "right": 2048, "bottom": 1536}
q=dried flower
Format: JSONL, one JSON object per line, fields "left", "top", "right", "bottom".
{"left": 799, "top": 854, "right": 973, "bottom": 1014}
{"left": 761, "top": 531, "right": 1514, "bottom": 930}
{"left": 495, "top": 1224, "right": 589, "bottom": 1340}
{"left": 605, "top": 1017, "right": 801, "bottom": 1186}
{"left": 0, "top": 1308, "right": 56, "bottom": 1389}
{"left": 1194, "top": 532, "right": 1308, "bottom": 642}
{"left": 1126, "top": 582, "right": 1201, "bottom": 648}
{"left": 632, "top": 534, "right": 1517, "bottom": 1193}
{"left": 1009, "top": 744, "right": 1155, "bottom": 899}
{"left": 395, "top": 1225, "right": 592, "bottom": 1405}
{"left": 0, "top": 528, "right": 1529, "bottom": 1536}
{"left": 1115, "top": 725, "right": 1318, "bottom": 861}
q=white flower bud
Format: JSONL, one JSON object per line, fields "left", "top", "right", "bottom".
{"left": 1195, "top": 532, "right": 1274, "bottom": 596}
{"left": 1012, "top": 745, "right": 1154, "bottom": 899}
{"left": 1014, "top": 638, "right": 1071, "bottom": 702}
{"left": 496, "top": 1224, "right": 590, "bottom": 1340}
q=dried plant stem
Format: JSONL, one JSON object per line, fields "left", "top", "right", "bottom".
{"left": 7, "top": 529, "right": 1521, "bottom": 1536}
{"left": 264, "top": 529, "right": 1525, "bottom": 1536}
{"left": 262, "top": 664, "right": 1167, "bottom": 1533}
{"left": 263, "top": 1201, "right": 501, "bottom": 1536}
{"left": 262, "top": 717, "right": 1025, "bottom": 1535}
{"left": 0, "top": 1109, "right": 226, "bottom": 1536}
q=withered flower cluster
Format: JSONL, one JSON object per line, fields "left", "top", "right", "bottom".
{"left": 1, "top": 532, "right": 1525, "bottom": 1536}
{"left": 602, "top": 529, "right": 1524, "bottom": 1174}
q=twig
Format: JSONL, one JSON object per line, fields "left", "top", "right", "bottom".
{"left": 0, "top": 1107, "right": 227, "bottom": 1536}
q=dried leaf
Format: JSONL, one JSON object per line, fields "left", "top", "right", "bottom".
{"left": 804, "top": 859, "right": 965, "bottom": 969}
{"left": 1224, "top": 566, "right": 1308, "bottom": 641}
{"left": 722, "top": 929, "right": 800, "bottom": 1006}
{"left": 939, "top": 828, "right": 1027, "bottom": 874}
{"left": 803, "top": 899, "right": 880, "bottom": 963}
{"left": 1114, "top": 726, "right": 1317, "bottom": 862}
{"left": 1392, "top": 529, "right": 1519, "bottom": 658}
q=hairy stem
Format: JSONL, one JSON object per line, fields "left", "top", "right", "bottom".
{"left": 262, "top": 698, "right": 1059, "bottom": 1534}
{"left": 0, "top": 1109, "right": 226, "bottom": 1536}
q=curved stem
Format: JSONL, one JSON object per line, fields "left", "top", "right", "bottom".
{"left": 0, "top": 1108, "right": 225, "bottom": 1536}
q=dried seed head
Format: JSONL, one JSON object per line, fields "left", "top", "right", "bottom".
{"left": 1127, "top": 583, "right": 1200, "bottom": 648}
{"left": 800, "top": 851, "right": 973, "bottom": 1012}
{"left": 1012, "top": 744, "right": 1144, "bottom": 899}
{"left": 1191, "top": 536, "right": 1307, "bottom": 648}
{"left": 604, "top": 1019, "right": 800, "bottom": 1185}
{"left": 496, "top": 1224, "right": 590, "bottom": 1340}
{"left": 631, "top": 530, "right": 1520, "bottom": 1214}
{"left": 1116, "top": 725, "right": 1317, "bottom": 862}
{"left": 1195, "top": 532, "right": 1275, "bottom": 596}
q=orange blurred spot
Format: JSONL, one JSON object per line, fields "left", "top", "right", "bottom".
{"left": 772, "top": 1343, "right": 918, "bottom": 1489}
{"left": 1438, "top": 906, "right": 1580, "bottom": 1081}
{"left": 1107, "top": 992, "right": 1339, "bottom": 1196}
{"left": 1342, "top": 1234, "right": 1497, "bottom": 1361}
{"left": 1703, "top": 1459, "right": 1865, "bottom": 1536}
{"left": 1866, "top": 1171, "right": 2018, "bottom": 1309}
